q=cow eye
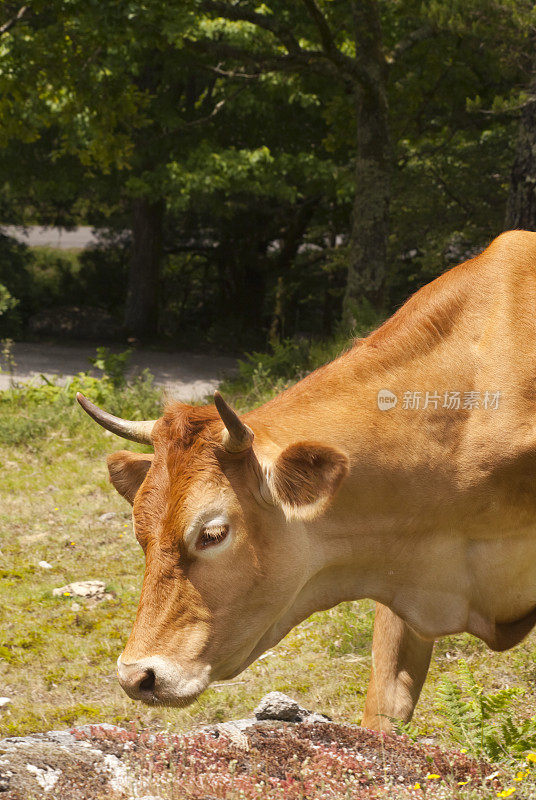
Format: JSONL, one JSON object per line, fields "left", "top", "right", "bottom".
{"left": 196, "top": 523, "right": 230, "bottom": 551}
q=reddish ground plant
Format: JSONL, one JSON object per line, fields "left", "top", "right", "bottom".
{"left": 69, "top": 721, "right": 501, "bottom": 799}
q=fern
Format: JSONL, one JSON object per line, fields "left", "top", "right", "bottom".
{"left": 390, "top": 717, "right": 421, "bottom": 741}
{"left": 435, "top": 660, "right": 533, "bottom": 761}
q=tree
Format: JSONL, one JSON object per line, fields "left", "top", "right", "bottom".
{"left": 1, "top": 2, "right": 215, "bottom": 337}
{"left": 1, "top": 0, "right": 533, "bottom": 345}
{"left": 189, "top": 0, "right": 438, "bottom": 323}
{"left": 0, "top": 1, "right": 347, "bottom": 340}
{"left": 191, "top": 0, "right": 536, "bottom": 323}
{"left": 506, "top": 83, "right": 536, "bottom": 230}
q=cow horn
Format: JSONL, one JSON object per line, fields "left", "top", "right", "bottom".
{"left": 76, "top": 393, "right": 156, "bottom": 444}
{"left": 214, "top": 391, "right": 254, "bottom": 452}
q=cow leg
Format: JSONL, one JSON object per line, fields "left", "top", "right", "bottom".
{"left": 361, "top": 602, "right": 434, "bottom": 733}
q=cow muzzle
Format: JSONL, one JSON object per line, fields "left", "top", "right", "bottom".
{"left": 117, "top": 655, "right": 210, "bottom": 706}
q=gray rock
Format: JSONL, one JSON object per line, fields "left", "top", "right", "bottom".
{"left": 304, "top": 712, "right": 331, "bottom": 724}
{"left": 0, "top": 726, "right": 134, "bottom": 798}
{"left": 26, "top": 763, "right": 61, "bottom": 792}
{"left": 254, "top": 691, "right": 308, "bottom": 722}
{"left": 254, "top": 692, "right": 331, "bottom": 723}
{"left": 216, "top": 718, "right": 256, "bottom": 732}
{"left": 43, "top": 730, "right": 78, "bottom": 746}
{"left": 0, "top": 710, "right": 339, "bottom": 798}
{"left": 71, "top": 723, "right": 128, "bottom": 736}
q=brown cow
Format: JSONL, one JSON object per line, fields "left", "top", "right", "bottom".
{"left": 78, "top": 230, "right": 536, "bottom": 732}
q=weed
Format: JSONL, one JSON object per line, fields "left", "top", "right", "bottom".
{"left": 89, "top": 346, "right": 132, "bottom": 389}
{"left": 436, "top": 660, "right": 536, "bottom": 762}
{"left": 220, "top": 335, "right": 354, "bottom": 409}
{"left": 0, "top": 337, "right": 16, "bottom": 383}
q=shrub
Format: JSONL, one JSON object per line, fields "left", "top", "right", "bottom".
{"left": 0, "top": 348, "right": 161, "bottom": 446}
{"left": 89, "top": 346, "right": 132, "bottom": 389}
{"left": 221, "top": 309, "right": 383, "bottom": 409}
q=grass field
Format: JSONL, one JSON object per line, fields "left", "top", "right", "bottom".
{"left": 3, "top": 370, "right": 536, "bottom": 796}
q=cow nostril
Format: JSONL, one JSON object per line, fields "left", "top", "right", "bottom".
{"left": 139, "top": 669, "right": 155, "bottom": 692}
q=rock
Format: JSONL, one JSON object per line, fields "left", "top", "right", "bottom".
{"left": 304, "top": 712, "right": 331, "bottom": 724}
{"left": 53, "top": 580, "right": 106, "bottom": 599}
{"left": 254, "top": 692, "right": 307, "bottom": 722}
{"left": 38, "top": 560, "right": 52, "bottom": 570}
{"left": 213, "top": 722, "right": 251, "bottom": 751}
{"left": 71, "top": 724, "right": 128, "bottom": 737}
{"left": 0, "top": 717, "right": 491, "bottom": 799}
{"left": 253, "top": 692, "right": 331, "bottom": 724}
{"left": 26, "top": 763, "right": 61, "bottom": 792}
{"left": 98, "top": 512, "right": 117, "bottom": 523}
{"left": 0, "top": 698, "right": 10, "bottom": 709}
{"left": 0, "top": 725, "right": 132, "bottom": 798}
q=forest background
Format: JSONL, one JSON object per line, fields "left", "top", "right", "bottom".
{"left": 2, "top": 0, "right": 536, "bottom": 350}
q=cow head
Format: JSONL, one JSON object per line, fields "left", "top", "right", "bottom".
{"left": 77, "top": 391, "right": 348, "bottom": 707}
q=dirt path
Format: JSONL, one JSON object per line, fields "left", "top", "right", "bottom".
{"left": 1, "top": 225, "right": 98, "bottom": 249}
{"left": 0, "top": 342, "right": 237, "bottom": 401}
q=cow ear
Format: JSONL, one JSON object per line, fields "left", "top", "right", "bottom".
{"left": 107, "top": 451, "right": 153, "bottom": 505}
{"left": 268, "top": 441, "right": 349, "bottom": 521}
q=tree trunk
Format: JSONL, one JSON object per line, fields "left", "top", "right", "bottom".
{"left": 506, "top": 79, "right": 536, "bottom": 230}
{"left": 344, "top": 3, "right": 390, "bottom": 328}
{"left": 124, "top": 197, "right": 164, "bottom": 339}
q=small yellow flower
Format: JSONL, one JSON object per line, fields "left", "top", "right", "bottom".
{"left": 54, "top": 507, "right": 59, "bottom": 511}
{"left": 514, "top": 771, "right": 527, "bottom": 781}
{"left": 426, "top": 774, "right": 440, "bottom": 780}
{"left": 526, "top": 753, "right": 536, "bottom": 763}
{"left": 458, "top": 781, "right": 469, "bottom": 786}
{"left": 460, "top": 748, "right": 468, "bottom": 754}
{"left": 413, "top": 783, "right": 421, "bottom": 790}
{"left": 497, "top": 789, "right": 516, "bottom": 798}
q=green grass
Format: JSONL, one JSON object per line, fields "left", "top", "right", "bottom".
{"left": 3, "top": 369, "right": 536, "bottom": 797}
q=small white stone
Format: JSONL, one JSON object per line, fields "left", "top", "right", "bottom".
{"left": 38, "top": 560, "right": 53, "bottom": 570}
{"left": 53, "top": 580, "right": 106, "bottom": 598}
{"left": 0, "top": 698, "right": 11, "bottom": 708}
{"left": 71, "top": 602, "right": 81, "bottom": 612}
{"left": 98, "top": 512, "right": 117, "bottom": 523}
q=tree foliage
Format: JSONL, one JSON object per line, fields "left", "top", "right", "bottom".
{"left": 0, "top": 1, "right": 534, "bottom": 345}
